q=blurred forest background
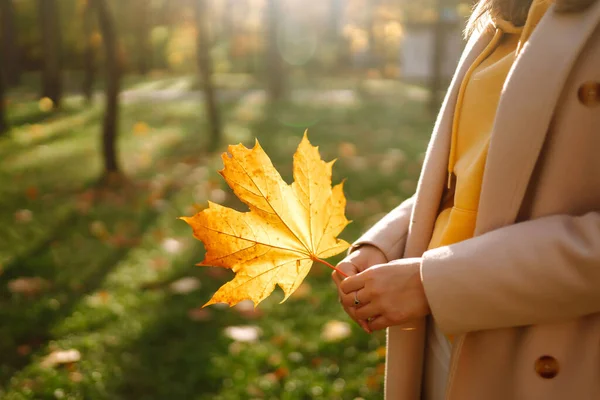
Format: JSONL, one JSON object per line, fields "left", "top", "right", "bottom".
{"left": 0, "top": 0, "right": 472, "bottom": 399}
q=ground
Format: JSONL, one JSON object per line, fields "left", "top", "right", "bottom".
{"left": 0, "top": 74, "right": 433, "bottom": 400}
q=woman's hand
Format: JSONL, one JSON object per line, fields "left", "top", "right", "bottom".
{"left": 331, "top": 245, "right": 387, "bottom": 333}
{"left": 339, "top": 258, "right": 431, "bottom": 332}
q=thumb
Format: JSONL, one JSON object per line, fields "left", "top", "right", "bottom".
{"left": 340, "top": 272, "right": 365, "bottom": 294}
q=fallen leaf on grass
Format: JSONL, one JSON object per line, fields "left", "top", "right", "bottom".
{"left": 25, "top": 186, "right": 39, "bottom": 200}
{"left": 17, "top": 345, "right": 32, "bottom": 356}
{"left": 39, "top": 97, "right": 54, "bottom": 112}
{"left": 338, "top": 142, "right": 357, "bottom": 158}
{"left": 234, "top": 300, "right": 264, "bottom": 319}
{"left": 161, "top": 238, "right": 183, "bottom": 254}
{"left": 86, "top": 291, "right": 112, "bottom": 307}
{"left": 246, "top": 384, "right": 264, "bottom": 397}
{"left": 203, "top": 267, "right": 230, "bottom": 279}
{"left": 69, "top": 371, "right": 84, "bottom": 383}
{"left": 89, "top": 220, "right": 109, "bottom": 239}
{"left": 274, "top": 366, "right": 289, "bottom": 379}
{"left": 208, "top": 188, "right": 227, "bottom": 203}
{"left": 345, "top": 155, "right": 368, "bottom": 171}
{"left": 187, "top": 307, "right": 212, "bottom": 321}
{"left": 291, "top": 282, "right": 312, "bottom": 299}
{"left": 8, "top": 277, "right": 49, "bottom": 296}
{"left": 133, "top": 121, "right": 149, "bottom": 136}
{"left": 40, "top": 349, "right": 81, "bottom": 368}
{"left": 150, "top": 257, "right": 169, "bottom": 271}
{"left": 98, "top": 290, "right": 110, "bottom": 303}
{"left": 169, "top": 277, "right": 201, "bottom": 294}
{"left": 321, "top": 320, "right": 351, "bottom": 342}
{"left": 181, "top": 133, "right": 350, "bottom": 308}
{"left": 224, "top": 325, "right": 262, "bottom": 342}
{"left": 14, "top": 209, "right": 33, "bottom": 223}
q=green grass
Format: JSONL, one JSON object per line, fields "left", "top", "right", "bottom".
{"left": 0, "top": 77, "right": 433, "bottom": 400}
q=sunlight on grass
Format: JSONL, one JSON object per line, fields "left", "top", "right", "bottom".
{"left": 0, "top": 81, "right": 434, "bottom": 400}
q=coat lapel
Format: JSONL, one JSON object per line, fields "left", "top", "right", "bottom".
{"left": 404, "top": 28, "right": 495, "bottom": 258}
{"left": 476, "top": 2, "right": 600, "bottom": 235}
{"left": 384, "top": 27, "right": 496, "bottom": 400}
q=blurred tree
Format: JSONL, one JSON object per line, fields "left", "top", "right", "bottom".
{"left": 38, "top": 0, "right": 62, "bottom": 108}
{"left": 367, "top": 0, "right": 382, "bottom": 69}
{"left": 429, "top": 0, "right": 446, "bottom": 114}
{"left": 135, "top": 0, "right": 151, "bottom": 75}
{"left": 328, "top": 0, "right": 345, "bottom": 70}
{"left": 0, "top": 0, "right": 20, "bottom": 86}
{"left": 82, "top": 0, "right": 96, "bottom": 104}
{"left": 92, "top": 0, "right": 122, "bottom": 177}
{"left": 328, "top": 0, "right": 343, "bottom": 39}
{"left": 195, "top": 0, "right": 222, "bottom": 151}
{"left": 0, "top": 62, "right": 7, "bottom": 135}
{"left": 153, "top": 0, "right": 173, "bottom": 71}
{"left": 222, "top": 0, "right": 234, "bottom": 41}
{"left": 266, "top": 0, "right": 285, "bottom": 101}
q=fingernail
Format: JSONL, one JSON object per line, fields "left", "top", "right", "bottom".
{"left": 359, "top": 321, "right": 371, "bottom": 334}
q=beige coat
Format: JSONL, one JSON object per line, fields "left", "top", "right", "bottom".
{"left": 352, "top": 1, "right": 600, "bottom": 398}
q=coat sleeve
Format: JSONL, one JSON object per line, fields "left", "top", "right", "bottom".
{"left": 421, "top": 211, "right": 600, "bottom": 335}
{"left": 349, "top": 195, "right": 415, "bottom": 262}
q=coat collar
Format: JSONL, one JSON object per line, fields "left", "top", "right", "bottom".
{"left": 475, "top": 0, "right": 600, "bottom": 234}
{"left": 554, "top": 0, "right": 598, "bottom": 13}
{"left": 404, "top": 29, "right": 496, "bottom": 258}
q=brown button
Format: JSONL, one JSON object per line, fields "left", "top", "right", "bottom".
{"left": 578, "top": 81, "right": 600, "bottom": 107}
{"left": 535, "top": 355, "right": 559, "bottom": 379}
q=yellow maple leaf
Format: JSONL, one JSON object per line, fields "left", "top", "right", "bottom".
{"left": 181, "top": 132, "right": 350, "bottom": 307}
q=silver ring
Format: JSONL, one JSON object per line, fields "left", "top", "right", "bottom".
{"left": 354, "top": 291, "right": 360, "bottom": 306}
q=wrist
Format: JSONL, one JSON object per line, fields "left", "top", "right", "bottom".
{"left": 351, "top": 243, "right": 388, "bottom": 262}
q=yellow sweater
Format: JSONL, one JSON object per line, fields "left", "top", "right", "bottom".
{"left": 428, "top": 0, "right": 551, "bottom": 251}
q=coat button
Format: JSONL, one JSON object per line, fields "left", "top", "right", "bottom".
{"left": 578, "top": 81, "right": 600, "bottom": 107}
{"left": 535, "top": 355, "right": 559, "bottom": 379}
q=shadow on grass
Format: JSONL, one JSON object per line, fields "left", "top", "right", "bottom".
{"left": 114, "top": 265, "right": 234, "bottom": 399}
{"left": 0, "top": 108, "right": 103, "bottom": 162}
{"left": 0, "top": 95, "right": 246, "bottom": 392}
{"left": 7, "top": 105, "right": 87, "bottom": 129}
{"left": 0, "top": 183, "right": 175, "bottom": 387}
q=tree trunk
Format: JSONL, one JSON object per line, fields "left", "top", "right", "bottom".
{"left": 222, "top": 0, "right": 234, "bottom": 40}
{"left": 37, "top": 0, "right": 62, "bottom": 108}
{"left": 0, "top": 0, "right": 20, "bottom": 86}
{"left": 328, "top": 0, "right": 343, "bottom": 39}
{"left": 328, "top": 0, "right": 344, "bottom": 71}
{"left": 92, "top": 0, "right": 121, "bottom": 175}
{"left": 136, "top": 0, "right": 150, "bottom": 75}
{"left": 0, "top": 61, "right": 8, "bottom": 135}
{"left": 266, "top": 0, "right": 285, "bottom": 102}
{"left": 195, "top": 0, "right": 222, "bottom": 152}
{"left": 429, "top": 0, "right": 446, "bottom": 114}
{"left": 83, "top": 0, "right": 95, "bottom": 104}
{"left": 155, "top": 0, "right": 172, "bottom": 71}
{"left": 367, "top": 0, "right": 381, "bottom": 70}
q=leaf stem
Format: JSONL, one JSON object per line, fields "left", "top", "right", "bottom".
{"left": 313, "top": 257, "right": 348, "bottom": 278}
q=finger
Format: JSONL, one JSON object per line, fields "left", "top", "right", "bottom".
{"left": 340, "top": 274, "right": 365, "bottom": 294}
{"left": 355, "top": 302, "right": 381, "bottom": 320}
{"left": 367, "top": 315, "right": 391, "bottom": 332}
{"left": 334, "top": 260, "right": 359, "bottom": 281}
{"left": 332, "top": 270, "right": 343, "bottom": 287}
{"left": 339, "top": 288, "right": 370, "bottom": 308}
{"left": 339, "top": 290, "right": 370, "bottom": 308}
{"left": 358, "top": 319, "right": 371, "bottom": 334}
{"left": 343, "top": 305, "right": 370, "bottom": 334}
